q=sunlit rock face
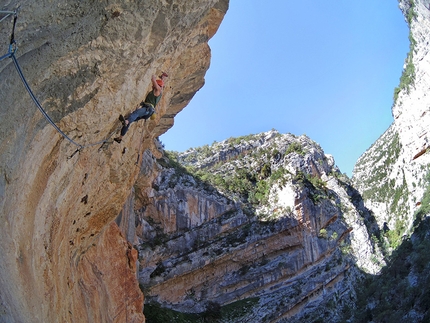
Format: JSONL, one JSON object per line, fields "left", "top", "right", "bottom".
{"left": 133, "top": 131, "right": 379, "bottom": 322}
{"left": 353, "top": 0, "right": 430, "bottom": 234}
{"left": 0, "top": 0, "right": 228, "bottom": 322}
{"left": 2, "top": 0, "right": 424, "bottom": 321}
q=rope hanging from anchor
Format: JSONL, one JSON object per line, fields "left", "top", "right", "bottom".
{"left": 0, "top": 8, "right": 18, "bottom": 61}
{"left": 1, "top": 9, "right": 120, "bottom": 158}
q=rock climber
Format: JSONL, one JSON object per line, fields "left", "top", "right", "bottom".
{"left": 114, "top": 72, "right": 168, "bottom": 143}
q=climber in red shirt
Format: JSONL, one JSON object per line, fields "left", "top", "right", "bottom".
{"left": 114, "top": 72, "right": 168, "bottom": 143}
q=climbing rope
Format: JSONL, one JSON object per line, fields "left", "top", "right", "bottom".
{"left": 1, "top": 9, "right": 121, "bottom": 158}
{"left": 10, "top": 54, "right": 84, "bottom": 149}
{"left": 0, "top": 9, "right": 18, "bottom": 61}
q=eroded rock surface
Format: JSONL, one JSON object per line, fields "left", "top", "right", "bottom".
{"left": 0, "top": 1, "right": 228, "bottom": 322}
{"left": 353, "top": 0, "right": 430, "bottom": 240}
{"left": 133, "top": 131, "right": 379, "bottom": 322}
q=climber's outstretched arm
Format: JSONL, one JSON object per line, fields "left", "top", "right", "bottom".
{"left": 151, "top": 75, "right": 162, "bottom": 96}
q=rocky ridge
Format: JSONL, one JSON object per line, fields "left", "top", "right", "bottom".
{"left": 353, "top": 0, "right": 430, "bottom": 249}
{"left": 348, "top": 0, "right": 430, "bottom": 320}
{"left": 1, "top": 0, "right": 428, "bottom": 322}
{"left": 133, "top": 130, "right": 381, "bottom": 322}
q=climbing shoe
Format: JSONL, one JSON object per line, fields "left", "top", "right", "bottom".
{"left": 119, "top": 115, "right": 127, "bottom": 127}
{"left": 114, "top": 137, "right": 122, "bottom": 143}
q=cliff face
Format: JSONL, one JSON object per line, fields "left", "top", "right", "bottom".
{"left": 348, "top": 2, "right": 430, "bottom": 319}
{"left": 134, "top": 131, "right": 380, "bottom": 322}
{"left": 2, "top": 0, "right": 426, "bottom": 321}
{"left": 0, "top": 1, "right": 228, "bottom": 322}
{"left": 352, "top": 0, "right": 430, "bottom": 245}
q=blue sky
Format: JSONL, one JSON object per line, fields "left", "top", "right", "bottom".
{"left": 161, "top": 0, "right": 409, "bottom": 177}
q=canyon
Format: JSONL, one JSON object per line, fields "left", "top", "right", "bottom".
{"left": 1, "top": 0, "right": 429, "bottom": 322}
{"left": 0, "top": 0, "right": 227, "bottom": 322}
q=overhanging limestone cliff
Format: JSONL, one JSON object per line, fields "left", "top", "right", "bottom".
{"left": 0, "top": 1, "right": 228, "bottom": 322}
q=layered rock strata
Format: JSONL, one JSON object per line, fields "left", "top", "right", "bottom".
{"left": 134, "top": 131, "right": 379, "bottom": 322}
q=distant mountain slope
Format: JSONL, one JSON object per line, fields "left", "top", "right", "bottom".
{"left": 349, "top": 1, "right": 430, "bottom": 320}
{"left": 352, "top": 0, "right": 430, "bottom": 249}
{"left": 134, "top": 130, "right": 382, "bottom": 322}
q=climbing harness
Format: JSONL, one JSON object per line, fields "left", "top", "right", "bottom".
{"left": 1, "top": 9, "right": 120, "bottom": 158}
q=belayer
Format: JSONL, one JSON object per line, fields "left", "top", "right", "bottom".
{"left": 114, "top": 72, "right": 168, "bottom": 143}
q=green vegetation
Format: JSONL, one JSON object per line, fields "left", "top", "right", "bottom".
{"left": 190, "top": 145, "right": 293, "bottom": 206}
{"left": 144, "top": 302, "right": 203, "bottom": 323}
{"left": 144, "top": 298, "right": 259, "bottom": 323}
{"left": 390, "top": 174, "right": 408, "bottom": 214}
{"left": 221, "top": 297, "right": 259, "bottom": 320}
{"left": 161, "top": 151, "right": 192, "bottom": 175}
{"left": 294, "top": 171, "right": 329, "bottom": 205}
{"left": 177, "top": 138, "right": 327, "bottom": 211}
{"left": 155, "top": 117, "right": 430, "bottom": 323}
{"left": 352, "top": 218, "right": 430, "bottom": 322}
{"left": 353, "top": 127, "right": 415, "bottom": 255}
{"left": 318, "top": 228, "right": 328, "bottom": 239}
{"left": 359, "top": 131, "right": 402, "bottom": 203}
{"left": 285, "top": 141, "right": 305, "bottom": 156}
{"left": 379, "top": 174, "right": 410, "bottom": 250}
{"left": 413, "top": 170, "right": 430, "bottom": 226}
{"left": 393, "top": 0, "right": 417, "bottom": 104}
{"left": 226, "top": 133, "right": 259, "bottom": 146}
{"left": 339, "top": 240, "right": 352, "bottom": 255}
{"left": 384, "top": 218, "right": 406, "bottom": 250}
{"left": 351, "top": 174, "right": 430, "bottom": 322}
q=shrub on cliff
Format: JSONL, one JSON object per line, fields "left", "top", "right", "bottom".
{"left": 393, "top": 1, "right": 417, "bottom": 104}
{"left": 352, "top": 181, "right": 430, "bottom": 322}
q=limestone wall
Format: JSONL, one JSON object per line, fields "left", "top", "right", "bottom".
{"left": 0, "top": 1, "right": 228, "bottom": 322}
